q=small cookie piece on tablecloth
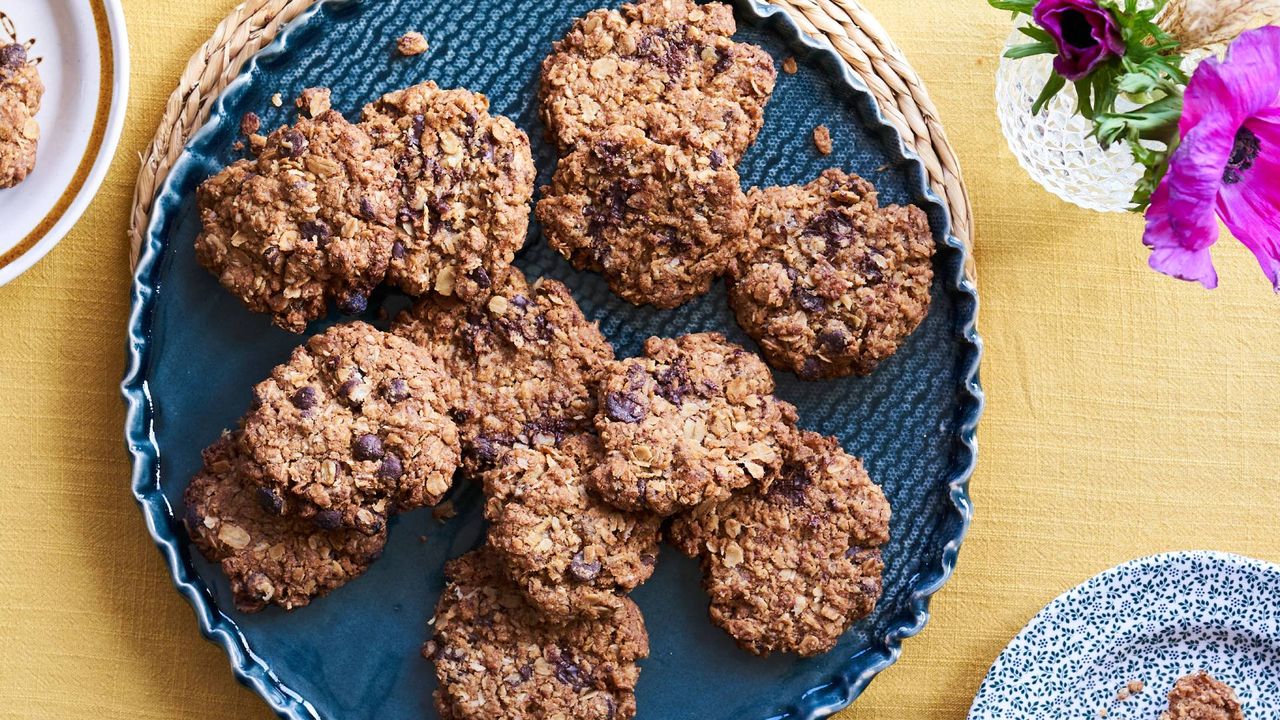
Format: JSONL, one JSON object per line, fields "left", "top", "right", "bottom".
{"left": 540, "top": 0, "right": 776, "bottom": 163}
{"left": 481, "top": 434, "right": 662, "bottom": 621}
{"left": 729, "top": 168, "right": 935, "bottom": 379}
{"left": 537, "top": 125, "right": 749, "bottom": 309}
{"left": 668, "top": 429, "right": 891, "bottom": 656}
{"left": 0, "top": 40, "right": 43, "bottom": 189}
{"left": 184, "top": 433, "right": 387, "bottom": 613}
{"left": 361, "top": 81, "right": 535, "bottom": 301}
{"left": 195, "top": 106, "right": 400, "bottom": 332}
{"left": 427, "top": 547, "right": 649, "bottom": 720}
{"left": 392, "top": 270, "right": 615, "bottom": 474}
{"left": 240, "top": 322, "right": 462, "bottom": 534}
{"left": 590, "top": 332, "right": 796, "bottom": 516}
{"left": 1160, "top": 672, "right": 1244, "bottom": 720}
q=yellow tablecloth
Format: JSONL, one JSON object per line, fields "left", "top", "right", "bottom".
{"left": 2, "top": 1, "right": 1278, "bottom": 717}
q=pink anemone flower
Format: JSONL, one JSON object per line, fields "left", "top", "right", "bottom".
{"left": 1143, "top": 26, "right": 1280, "bottom": 290}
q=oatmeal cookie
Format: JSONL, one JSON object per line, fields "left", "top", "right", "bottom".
{"left": 361, "top": 82, "right": 535, "bottom": 301}
{"left": 240, "top": 322, "right": 461, "bottom": 534}
{"left": 195, "top": 106, "right": 400, "bottom": 332}
{"left": 729, "top": 168, "right": 935, "bottom": 379}
{"left": 537, "top": 125, "right": 749, "bottom": 309}
{"left": 481, "top": 434, "right": 662, "bottom": 621}
{"left": 668, "top": 429, "right": 890, "bottom": 656}
{"left": 590, "top": 333, "right": 796, "bottom": 516}
{"left": 540, "top": 0, "right": 776, "bottom": 163}
{"left": 184, "top": 433, "right": 387, "bottom": 613}
{"left": 428, "top": 548, "right": 649, "bottom": 720}
{"left": 1161, "top": 672, "right": 1244, "bottom": 720}
{"left": 0, "top": 41, "right": 42, "bottom": 189}
{"left": 392, "top": 270, "right": 615, "bottom": 474}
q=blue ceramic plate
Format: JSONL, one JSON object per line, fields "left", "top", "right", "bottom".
{"left": 968, "top": 552, "right": 1280, "bottom": 719}
{"left": 123, "top": 1, "right": 983, "bottom": 718}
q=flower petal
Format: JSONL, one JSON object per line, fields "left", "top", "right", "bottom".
{"left": 1216, "top": 109, "right": 1280, "bottom": 291}
{"left": 1144, "top": 179, "right": 1219, "bottom": 289}
{"left": 1181, "top": 26, "right": 1280, "bottom": 133}
{"left": 1165, "top": 121, "right": 1233, "bottom": 248}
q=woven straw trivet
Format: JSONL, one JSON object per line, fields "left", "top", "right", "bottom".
{"left": 128, "top": 0, "right": 976, "bottom": 281}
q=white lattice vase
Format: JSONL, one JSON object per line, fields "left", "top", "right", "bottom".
{"left": 995, "top": 28, "right": 1144, "bottom": 213}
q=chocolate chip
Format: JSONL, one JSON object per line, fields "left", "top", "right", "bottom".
{"left": 408, "top": 114, "right": 425, "bottom": 149}
{"left": 353, "top": 434, "right": 384, "bottom": 461}
{"left": 569, "top": 552, "right": 602, "bottom": 582}
{"left": 299, "top": 220, "right": 330, "bottom": 243}
{"left": 359, "top": 197, "right": 377, "bottom": 220}
{"left": 655, "top": 361, "right": 693, "bottom": 405}
{"left": 634, "top": 27, "right": 695, "bottom": 77}
{"left": 510, "top": 294, "right": 531, "bottom": 309}
{"left": 523, "top": 416, "right": 574, "bottom": 445}
{"left": 378, "top": 453, "right": 403, "bottom": 480}
{"left": 553, "top": 651, "right": 589, "bottom": 690}
{"left": 799, "top": 357, "right": 823, "bottom": 380}
{"left": 793, "top": 287, "right": 825, "bottom": 312}
{"left": 818, "top": 328, "right": 849, "bottom": 350}
{"left": 713, "top": 46, "right": 734, "bottom": 74}
{"left": 709, "top": 149, "right": 725, "bottom": 169}
{"left": 256, "top": 487, "right": 285, "bottom": 515}
{"left": 469, "top": 434, "right": 512, "bottom": 467}
{"left": 391, "top": 240, "right": 406, "bottom": 259}
{"left": 447, "top": 407, "right": 470, "bottom": 424}
{"left": 469, "top": 267, "right": 491, "bottom": 289}
{"left": 768, "top": 463, "right": 813, "bottom": 504}
{"left": 338, "top": 293, "right": 368, "bottom": 315}
{"left": 315, "top": 510, "right": 343, "bottom": 530}
{"left": 0, "top": 44, "right": 27, "bottom": 70}
{"left": 291, "top": 386, "right": 317, "bottom": 410}
{"left": 383, "top": 378, "right": 410, "bottom": 403}
{"left": 605, "top": 392, "right": 646, "bottom": 423}
{"left": 339, "top": 377, "right": 366, "bottom": 403}
{"left": 281, "top": 129, "right": 308, "bottom": 158}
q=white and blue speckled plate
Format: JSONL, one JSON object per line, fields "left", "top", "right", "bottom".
{"left": 969, "top": 551, "right": 1280, "bottom": 719}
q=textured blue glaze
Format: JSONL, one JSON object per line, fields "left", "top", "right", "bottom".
{"left": 122, "top": 1, "right": 983, "bottom": 718}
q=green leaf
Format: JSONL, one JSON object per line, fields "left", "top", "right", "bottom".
{"left": 1004, "top": 41, "right": 1058, "bottom": 59}
{"left": 988, "top": 0, "right": 1036, "bottom": 12}
{"left": 1031, "top": 73, "right": 1067, "bottom": 116}
{"left": 1018, "top": 25, "right": 1054, "bottom": 43}
{"left": 1075, "top": 79, "right": 1096, "bottom": 119}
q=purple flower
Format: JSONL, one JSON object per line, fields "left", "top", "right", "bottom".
{"left": 1033, "top": 0, "right": 1126, "bottom": 81}
{"left": 1143, "top": 26, "right": 1280, "bottom": 290}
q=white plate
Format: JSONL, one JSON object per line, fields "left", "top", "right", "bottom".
{"left": 969, "top": 551, "right": 1280, "bottom": 719}
{"left": 0, "top": 0, "right": 127, "bottom": 285}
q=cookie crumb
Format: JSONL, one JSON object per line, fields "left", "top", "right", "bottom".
{"left": 396, "top": 31, "right": 429, "bottom": 56}
{"left": 270, "top": 92, "right": 283, "bottom": 108}
{"left": 813, "top": 124, "right": 833, "bottom": 155}
{"left": 295, "top": 87, "right": 331, "bottom": 118}
{"left": 432, "top": 501, "right": 457, "bottom": 522}
{"left": 240, "top": 111, "right": 260, "bottom": 137}
{"left": 1129, "top": 680, "right": 1145, "bottom": 694}
{"left": 782, "top": 56, "right": 798, "bottom": 74}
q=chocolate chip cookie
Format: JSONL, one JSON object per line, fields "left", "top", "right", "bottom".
{"left": 590, "top": 333, "right": 796, "bottom": 516}
{"left": 1161, "top": 673, "right": 1244, "bottom": 720}
{"left": 361, "top": 82, "right": 535, "bottom": 301}
{"left": 240, "top": 322, "right": 461, "bottom": 534}
{"left": 428, "top": 547, "right": 649, "bottom": 720}
{"left": 540, "top": 0, "right": 776, "bottom": 163}
{"left": 667, "top": 429, "right": 890, "bottom": 656}
{"left": 0, "top": 40, "right": 42, "bottom": 189}
{"left": 195, "top": 105, "right": 400, "bottom": 332}
{"left": 392, "top": 270, "right": 615, "bottom": 474}
{"left": 481, "top": 434, "right": 662, "bottom": 621}
{"left": 184, "top": 433, "right": 387, "bottom": 613}
{"left": 729, "top": 168, "right": 935, "bottom": 379}
{"left": 537, "top": 125, "right": 749, "bottom": 309}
